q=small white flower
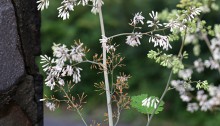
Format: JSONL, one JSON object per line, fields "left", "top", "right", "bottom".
{"left": 52, "top": 43, "right": 69, "bottom": 66}
{"left": 185, "top": 34, "right": 197, "bottom": 44}
{"left": 142, "top": 97, "right": 159, "bottom": 109}
{"left": 183, "top": 7, "right": 201, "bottom": 22}
{"left": 200, "top": 101, "right": 212, "bottom": 111}
{"left": 52, "top": 65, "right": 63, "bottom": 77}
{"left": 37, "top": 0, "right": 49, "bottom": 11}
{"left": 58, "top": 78, "right": 65, "bottom": 86}
{"left": 210, "top": 38, "right": 220, "bottom": 61}
{"left": 45, "top": 76, "right": 56, "bottom": 90}
{"left": 196, "top": 90, "right": 208, "bottom": 102}
{"left": 72, "top": 67, "right": 82, "bottom": 83}
{"left": 100, "top": 35, "right": 108, "bottom": 47}
{"left": 204, "top": 57, "right": 219, "bottom": 70}
{"left": 190, "top": 7, "right": 201, "bottom": 18}
{"left": 180, "top": 94, "right": 191, "bottom": 102}
{"left": 100, "top": 36, "right": 116, "bottom": 52}
{"left": 40, "top": 55, "right": 52, "bottom": 72}
{"left": 142, "top": 97, "right": 151, "bottom": 108}
{"left": 78, "top": 0, "right": 89, "bottom": 6}
{"left": 171, "top": 80, "right": 185, "bottom": 93}
{"left": 106, "top": 44, "right": 116, "bottom": 53}
{"left": 126, "top": 33, "right": 142, "bottom": 47}
{"left": 58, "top": 0, "right": 76, "bottom": 20}
{"left": 45, "top": 102, "right": 56, "bottom": 111}
{"left": 178, "top": 69, "right": 193, "bottom": 80}
{"left": 67, "top": 65, "right": 74, "bottom": 76}
{"left": 193, "top": 58, "right": 204, "bottom": 73}
{"left": 149, "top": 34, "right": 171, "bottom": 50}
{"left": 130, "top": 12, "right": 145, "bottom": 26}
{"left": 171, "top": 80, "right": 194, "bottom": 95}
{"left": 70, "top": 43, "right": 85, "bottom": 63}
{"left": 187, "top": 103, "right": 199, "bottom": 113}
{"left": 149, "top": 11, "right": 158, "bottom": 20}
{"left": 91, "top": 0, "right": 104, "bottom": 14}
{"left": 208, "top": 85, "right": 219, "bottom": 97}
{"left": 164, "top": 19, "right": 186, "bottom": 32}
{"left": 147, "top": 11, "right": 162, "bottom": 28}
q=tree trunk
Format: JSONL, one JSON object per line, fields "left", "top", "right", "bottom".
{"left": 0, "top": 0, "right": 43, "bottom": 125}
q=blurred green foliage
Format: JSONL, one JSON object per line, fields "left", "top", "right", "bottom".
{"left": 37, "top": 0, "right": 220, "bottom": 125}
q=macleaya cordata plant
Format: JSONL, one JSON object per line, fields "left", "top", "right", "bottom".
{"left": 38, "top": 0, "right": 220, "bottom": 126}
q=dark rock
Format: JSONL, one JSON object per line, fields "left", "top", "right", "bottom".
{"left": 11, "top": 0, "right": 41, "bottom": 75}
{"left": 14, "top": 75, "right": 38, "bottom": 124}
{"left": 0, "top": 0, "right": 42, "bottom": 125}
{"left": 0, "top": 102, "right": 32, "bottom": 126}
{"left": 34, "top": 74, "right": 44, "bottom": 124}
{"left": 0, "top": 0, "right": 25, "bottom": 92}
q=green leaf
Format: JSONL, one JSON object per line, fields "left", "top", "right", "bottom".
{"left": 131, "top": 94, "right": 164, "bottom": 115}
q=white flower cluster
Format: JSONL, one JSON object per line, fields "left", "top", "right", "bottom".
{"left": 40, "top": 43, "right": 85, "bottom": 90}
{"left": 164, "top": 19, "right": 186, "bottom": 32}
{"left": 210, "top": 37, "right": 220, "bottom": 61}
{"left": 126, "top": 33, "right": 142, "bottom": 47}
{"left": 164, "top": 7, "right": 201, "bottom": 33}
{"left": 183, "top": 7, "right": 201, "bottom": 22}
{"left": 188, "top": 86, "right": 220, "bottom": 112}
{"left": 194, "top": 58, "right": 219, "bottom": 73}
{"left": 187, "top": 102, "right": 199, "bottom": 112}
{"left": 172, "top": 80, "right": 220, "bottom": 112}
{"left": 142, "top": 97, "right": 159, "bottom": 109}
{"left": 57, "top": 0, "right": 76, "bottom": 20}
{"left": 127, "top": 11, "right": 172, "bottom": 50}
{"left": 45, "top": 101, "right": 56, "bottom": 111}
{"left": 178, "top": 68, "right": 193, "bottom": 80}
{"left": 37, "top": 0, "right": 104, "bottom": 20}
{"left": 171, "top": 80, "right": 194, "bottom": 102}
{"left": 149, "top": 34, "right": 171, "bottom": 50}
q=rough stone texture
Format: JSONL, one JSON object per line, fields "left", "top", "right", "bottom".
{"left": 12, "top": 0, "right": 41, "bottom": 75}
{"left": 0, "top": 0, "right": 43, "bottom": 125}
{"left": 13, "top": 76, "right": 38, "bottom": 124}
{"left": 0, "top": 102, "right": 32, "bottom": 126}
{"left": 0, "top": 0, "right": 25, "bottom": 91}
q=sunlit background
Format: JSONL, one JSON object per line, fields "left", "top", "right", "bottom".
{"left": 37, "top": 0, "right": 220, "bottom": 125}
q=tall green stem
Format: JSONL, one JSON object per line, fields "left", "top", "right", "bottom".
{"left": 146, "top": 29, "right": 187, "bottom": 126}
{"left": 146, "top": 71, "right": 173, "bottom": 126}
{"left": 98, "top": 5, "right": 114, "bottom": 126}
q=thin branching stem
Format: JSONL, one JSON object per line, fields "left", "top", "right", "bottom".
{"left": 146, "top": 70, "right": 173, "bottom": 126}
{"left": 72, "top": 60, "right": 103, "bottom": 67}
{"left": 114, "top": 104, "right": 121, "bottom": 126}
{"left": 98, "top": 5, "right": 114, "bottom": 126}
{"left": 60, "top": 86, "right": 88, "bottom": 126}
{"left": 146, "top": 28, "right": 187, "bottom": 126}
{"left": 107, "top": 28, "right": 168, "bottom": 40}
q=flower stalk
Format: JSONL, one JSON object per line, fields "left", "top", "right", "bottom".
{"left": 98, "top": 4, "right": 114, "bottom": 126}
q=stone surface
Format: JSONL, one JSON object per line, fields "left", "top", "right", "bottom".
{"left": 12, "top": 0, "right": 41, "bottom": 75}
{"left": 0, "top": 0, "right": 25, "bottom": 91}
{"left": 0, "top": 0, "right": 43, "bottom": 125}
{"left": 13, "top": 76, "right": 38, "bottom": 124}
{"left": 34, "top": 74, "right": 44, "bottom": 125}
{"left": 0, "top": 102, "right": 32, "bottom": 126}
